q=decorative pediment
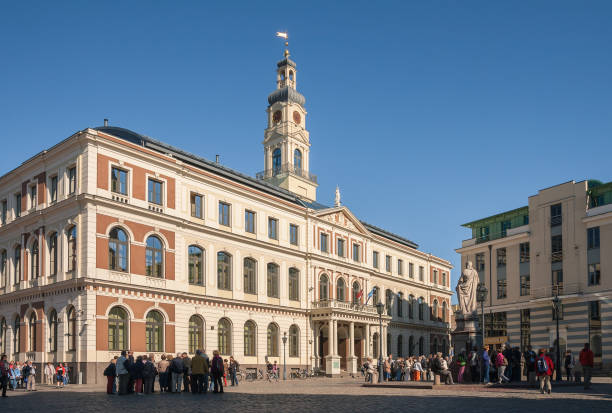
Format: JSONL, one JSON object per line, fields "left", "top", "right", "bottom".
{"left": 313, "top": 206, "right": 369, "bottom": 235}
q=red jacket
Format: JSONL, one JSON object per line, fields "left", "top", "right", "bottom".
{"left": 536, "top": 355, "right": 554, "bottom": 377}
{"left": 579, "top": 349, "right": 594, "bottom": 367}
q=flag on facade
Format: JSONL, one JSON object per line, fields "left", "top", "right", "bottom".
{"left": 364, "top": 288, "right": 374, "bottom": 305}
{"left": 356, "top": 289, "right": 364, "bottom": 300}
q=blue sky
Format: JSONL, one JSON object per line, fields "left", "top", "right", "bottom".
{"left": 1, "top": 1, "right": 611, "bottom": 299}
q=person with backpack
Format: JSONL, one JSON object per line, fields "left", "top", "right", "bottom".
{"left": 0, "top": 355, "right": 9, "bottom": 397}
{"left": 169, "top": 353, "right": 184, "bottom": 393}
{"left": 564, "top": 350, "right": 575, "bottom": 382}
{"left": 210, "top": 350, "right": 224, "bottom": 393}
{"left": 55, "top": 363, "right": 65, "bottom": 389}
{"left": 496, "top": 351, "right": 509, "bottom": 383}
{"left": 103, "top": 358, "right": 116, "bottom": 395}
{"left": 579, "top": 343, "right": 594, "bottom": 390}
{"left": 536, "top": 348, "right": 554, "bottom": 394}
{"left": 142, "top": 354, "right": 157, "bottom": 394}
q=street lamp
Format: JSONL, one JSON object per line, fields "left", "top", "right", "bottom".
{"left": 282, "top": 331, "right": 288, "bottom": 380}
{"left": 376, "top": 302, "right": 385, "bottom": 383}
{"left": 476, "top": 283, "right": 488, "bottom": 349}
{"left": 552, "top": 295, "right": 561, "bottom": 382}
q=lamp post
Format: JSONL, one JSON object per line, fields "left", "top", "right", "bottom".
{"left": 476, "top": 283, "right": 488, "bottom": 349}
{"left": 376, "top": 302, "right": 385, "bottom": 383}
{"left": 282, "top": 331, "right": 287, "bottom": 380}
{"left": 552, "top": 295, "right": 561, "bottom": 382}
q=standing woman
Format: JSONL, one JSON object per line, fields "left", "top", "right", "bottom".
{"left": 45, "top": 362, "right": 55, "bottom": 386}
{"left": 55, "top": 363, "right": 65, "bottom": 388}
{"left": 157, "top": 354, "right": 169, "bottom": 392}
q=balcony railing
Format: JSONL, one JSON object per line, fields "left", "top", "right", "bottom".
{"left": 312, "top": 299, "right": 379, "bottom": 315}
{"left": 551, "top": 251, "right": 563, "bottom": 263}
{"left": 550, "top": 215, "right": 562, "bottom": 226}
{"left": 256, "top": 163, "right": 318, "bottom": 184}
{"left": 531, "top": 282, "right": 583, "bottom": 299}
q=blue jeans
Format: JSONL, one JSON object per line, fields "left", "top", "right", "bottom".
{"left": 230, "top": 371, "right": 238, "bottom": 386}
{"left": 482, "top": 364, "right": 490, "bottom": 383}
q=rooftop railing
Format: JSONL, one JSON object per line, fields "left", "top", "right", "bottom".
{"left": 256, "top": 163, "right": 318, "bottom": 184}
{"left": 312, "top": 299, "right": 379, "bottom": 315}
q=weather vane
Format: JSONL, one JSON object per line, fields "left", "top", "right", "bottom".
{"left": 276, "top": 31, "right": 289, "bottom": 58}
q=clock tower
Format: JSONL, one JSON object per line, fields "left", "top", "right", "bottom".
{"left": 258, "top": 48, "right": 317, "bottom": 201}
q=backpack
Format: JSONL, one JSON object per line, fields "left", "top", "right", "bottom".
{"left": 537, "top": 356, "right": 548, "bottom": 373}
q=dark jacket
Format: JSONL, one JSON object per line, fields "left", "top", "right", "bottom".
{"left": 191, "top": 355, "right": 209, "bottom": 375}
{"left": 170, "top": 357, "right": 184, "bottom": 374}
{"left": 210, "top": 355, "right": 224, "bottom": 376}
{"left": 132, "top": 360, "right": 145, "bottom": 379}
{"left": 143, "top": 361, "right": 157, "bottom": 379}
{"left": 103, "top": 362, "right": 116, "bottom": 377}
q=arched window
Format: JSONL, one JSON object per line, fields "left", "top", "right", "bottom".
{"left": 418, "top": 297, "right": 424, "bottom": 320}
{"left": 217, "top": 252, "right": 232, "bottom": 290}
{"left": 272, "top": 148, "right": 281, "bottom": 174}
{"left": 319, "top": 274, "right": 329, "bottom": 300}
{"left": 0, "top": 318, "right": 6, "bottom": 355}
{"left": 48, "top": 233, "right": 58, "bottom": 277}
{"left": 189, "top": 315, "right": 204, "bottom": 354}
{"left": 294, "top": 149, "right": 302, "bottom": 172}
{"left": 243, "top": 258, "right": 257, "bottom": 295}
{"left": 109, "top": 227, "right": 129, "bottom": 272}
{"left": 145, "top": 236, "right": 164, "bottom": 278}
{"left": 418, "top": 336, "right": 424, "bottom": 355}
{"left": 13, "top": 316, "right": 20, "bottom": 354}
{"left": 397, "top": 335, "right": 403, "bottom": 358}
{"left": 145, "top": 310, "right": 164, "bottom": 352}
{"left": 48, "top": 310, "right": 57, "bottom": 352}
{"left": 289, "top": 325, "right": 299, "bottom": 357}
{"left": 14, "top": 246, "right": 21, "bottom": 284}
{"left": 372, "top": 286, "right": 379, "bottom": 305}
{"left": 373, "top": 333, "right": 379, "bottom": 359}
{"left": 408, "top": 294, "right": 415, "bottom": 319}
{"left": 188, "top": 246, "right": 204, "bottom": 285}
{"left": 267, "top": 323, "right": 279, "bottom": 357}
{"left": 30, "top": 240, "right": 39, "bottom": 279}
{"left": 352, "top": 281, "right": 361, "bottom": 304}
{"left": 108, "top": 307, "right": 128, "bottom": 351}
{"left": 244, "top": 321, "right": 256, "bottom": 357}
{"left": 218, "top": 318, "right": 231, "bottom": 355}
{"left": 385, "top": 289, "right": 393, "bottom": 316}
{"left": 397, "top": 292, "right": 403, "bottom": 317}
{"left": 288, "top": 268, "right": 299, "bottom": 301}
{"left": 409, "top": 335, "right": 414, "bottom": 356}
{"left": 336, "top": 277, "right": 346, "bottom": 302}
{"left": 267, "top": 263, "right": 279, "bottom": 298}
{"left": 28, "top": 313, "right": 36, "bottom": 352}
{"left": 442, "top": 301, "right": 448, "bottom": 322}
{"left": 67, "top": 306, "right": 76, "bottom": 351}
{"left": 67, "top": 226, "right": 77, "bottom": 272}
{"left": 433, "top": 300, "right": 439, "bottom": 321}
{"left": 0, "top": 250, "right": 7, "bottom": 287}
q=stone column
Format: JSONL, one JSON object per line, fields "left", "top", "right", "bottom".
{"left": 325, "top": 319, "right": 341, "bottom": 377}
{"left": 365, "top": 323, "right": 370, "bottom": 358}
{"left": 347, "top": 321, "right": 357, "bottom": 374}
{"left": 382, "top": 325, "right": 387, "bottom": 357}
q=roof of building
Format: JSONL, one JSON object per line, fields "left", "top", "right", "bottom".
{"left": 462, "top": 205, "right": 529, "bottom": 228}
{"left": 94, "top": 126, "right": 419, "bottom": 250}
{"left": 267, "top": 86, "right": 306, "bottom": 107}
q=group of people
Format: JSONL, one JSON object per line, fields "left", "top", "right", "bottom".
{"left": 0, "top": 355, "right": 70, "bottom": 397}
{"left": 361, "top": 342, "right": 596, "bottom": 394}
{"left": 104, "top": 349, "right": 241, "bottom": 395}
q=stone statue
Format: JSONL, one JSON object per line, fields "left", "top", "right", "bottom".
{"left": 456, "top": 261, "right": 479, "bottom": 315}
{"left": 334, "top": 185, "right": 341, "bottom": 207}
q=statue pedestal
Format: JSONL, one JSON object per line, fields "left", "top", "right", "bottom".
{"left": 325, "top": 355, "right": 341, "bottom": 377}
{"left": 452, "top": 313, "right": 481, "bottom": 352}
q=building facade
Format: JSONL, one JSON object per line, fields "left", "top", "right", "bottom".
{"left": 0, "top": 50, "right": 452, "bottom": 383}
{"left": 456, "top": 180, "right": 611, "bottom": 370}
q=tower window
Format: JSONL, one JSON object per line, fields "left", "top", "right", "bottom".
{"left": 273, "top": 110, "right": 282, "bottom": 124}
{"left": 294, "top": 149, "right": 302, "bottom": 173}
{"left": 272, "top": 148, "right": 282, "bottom": 174}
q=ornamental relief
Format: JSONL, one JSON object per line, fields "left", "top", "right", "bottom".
{"left": 323, "top": 212, "right": 357, "bottom": 231}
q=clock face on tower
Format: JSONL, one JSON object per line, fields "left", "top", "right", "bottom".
{"left": 273, "top": 110, "right": 282, "bottom": 124}
{"left": 293, "top": 111, "right": 301, "bottom": 124}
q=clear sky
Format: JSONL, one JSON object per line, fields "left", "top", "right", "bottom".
{"left": 1, "top": 1, "right": 611, "bottom": 300}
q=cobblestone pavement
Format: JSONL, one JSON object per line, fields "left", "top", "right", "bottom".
{"left": 1, "top": 377, "right": 610, "bottom": 412}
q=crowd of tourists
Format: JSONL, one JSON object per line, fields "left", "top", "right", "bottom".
{"left": 103, "top": 349, "right": 241, "bottom": 395}
{"left": 0, "top": 355, "right": 71, "bottom": 397}
{"left": 361, "top": 342, "right": 596, "bottom": 394}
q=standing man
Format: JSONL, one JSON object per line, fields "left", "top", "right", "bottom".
{"left": 170, "top": 353, "right": 184, "bottom": 393}
{"left": 190, "top": 350, "right": 206, "bottom": 394}
{"left": 579, "top": 343, "right": 594, "bottom": 390}
{"left": 229, "top": 356, "right": 239, "bottom": 386}
{"left": 210, "top": 350, "right": 224, "bottom": 393}
{"left": 0, "top": 355, "right": 9, "bottom": 397}
{"left": 181, "top": 352, "right": 192, "bottom": 392}
{"left": 116, "top": 350, "right": 129, "bottom": 395}
{"left": 481, "top": 346, "right": 491, "bottom": 384}
{"left": 537, "top": 348, "right": 554, "bottom": 394}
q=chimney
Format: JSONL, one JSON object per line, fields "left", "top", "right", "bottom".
{"left": 216, "top": 155, "right": 220, "bottom": 164}
{"left": 104, "top": 118, "right": 109, "bottom": 127}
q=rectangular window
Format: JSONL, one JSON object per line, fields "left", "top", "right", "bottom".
{"left": 190, "top": 193, "right": 203, "bottom": 218}
{"left": 551, "top": 235, "right": 563, "bottom": 262}
{"left": 289, "top": 224, "right": 298, "bottom": 245}
{"left": 442, "top": 272, "right": 446, "bottom": 286}
{"left": 409, "top": 262, "right": 414, "bottom": 278}
{"left": 587, "top": 227, "right": 600, "bottom": 249}
{"left": 320, "top": 233, "right": 329, "bottom": 253}
{"left": 433, "top": 269, "right": 438, "bottom": 284}
{"left": 29, "top": 184, "right": 37, "bottom": 209}
{"left": 478, "top": 226, "right": 490, "bottom": 241}
{"left": 485, "top": 312, "right": 507, "bottom": 338}
{"left": 497, "top": 248, "right": 506, "bottom": 266}
{"left": 148, "top": 178, "right": 163, "bottom": 205}
{"left": 337, "top": 239, "right": 345, "bottom": 257}
{"left": 68, "top": 166, "right": 77, "bottom": 194}
{"left": 588, "top": 263, "right": 601, "bottom": 286}
{"left": 219, "top": 202, "right": 231, "bottom": 226}
{"left": 475, "top": 253, "right": 485, "bottom": 272}
{"left": 552, "top": 269, "right": 563, "bottom": 295}
{"left": 419, "top": 266, "right": 424, "bottom": 281}
{"left": 50, "top": 175, "right": 58, "bottom": 203}
{"left": 15, "top": 194, "right": 21, "bottom": 218}
{"left": 520, "top": 274, "right": 530, "bottom": 296}
{"left": 1, "top": 200, "right": 6, "bottom": 225}
{"left": 520, "top": 242, "right": 530, "bottom": 263}
{"left": 501, "top": 220, "right": 511, "bottom": 237}
{"left": 111, "top": 167, "right": 128, "bottom": 195}
{"left": 497, "top": 273, "right": 507, "bottom": 299}
{"left": 397, "top": 259, "right": 403, "bottom": 275}
{"left": 245, "top": 210, "right": 256, "bottom": 234}
{"left": 373, "top": 251, "right": 379, "bottom": 268}
{"left": 268, "top": 217, "right": 278, "bottom": 240}
{"left": 550, "top": 203, "right": 562, "bottom": 226}
{"left": 385, "top": 255, "right": 391, "bottom": 272}
{"left": 352, "top": 243, "right": 360, "bottom": 262}
{"left": 520, "top": 309, "right": 530, "bottom": 351}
